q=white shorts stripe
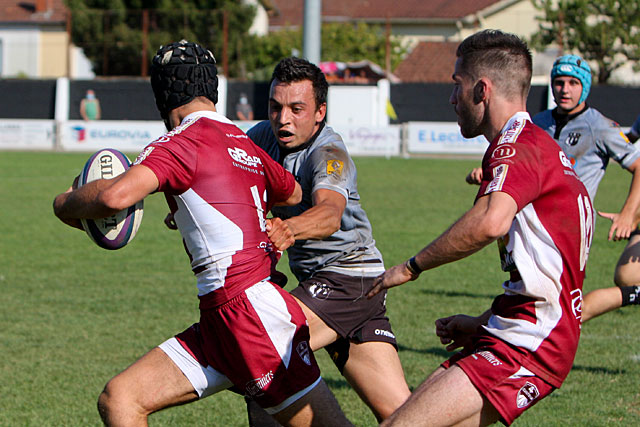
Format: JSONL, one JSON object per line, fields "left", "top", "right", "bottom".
{"left": 159, "top": 337, "right": 233, "bottom": 398}
{"left": 245, "top": 280, "right": 296, "bottom": 368}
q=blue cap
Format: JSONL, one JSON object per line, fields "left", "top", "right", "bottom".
{"left": 550, "top": 54, "right": 592, "bottom": 104}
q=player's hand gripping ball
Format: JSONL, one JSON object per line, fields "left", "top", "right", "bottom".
{"left": 78, "top": 149, "right": 144, "bottom": 250}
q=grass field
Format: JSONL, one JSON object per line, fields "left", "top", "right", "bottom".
{"left": 1, "top": 151, "right": 639, "bottom": 426}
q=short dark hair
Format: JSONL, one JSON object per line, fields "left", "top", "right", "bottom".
{"left": 271, "top": 57, "right": 328, "bottom": 111}
{"left": 456, "top": 29, "right": 532, "bottom": 100}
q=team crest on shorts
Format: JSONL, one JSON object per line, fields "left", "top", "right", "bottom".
{"left": 297, "top": 341, "right": 312, "bottom": 365}
{"left": 516, "top": 381, "right": 540, "bottom": 408}
{"left": 308, "top": 282, "right": 332, "bottom": 299}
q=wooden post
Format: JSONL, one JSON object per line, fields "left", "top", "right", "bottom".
{"left": 102, "top": 11, "right": 109, "bottom": 75}
{"left": 222, "top": 9, "right": 229, "bottom": 76}
{"left": 385, "top": 15, "right": 391, "bottom": 75}
{"left": 141, "top": 9, "right": 149, "bottom": 77}
{"left": 66, "top": 10, "right": 72, "bottom": 78}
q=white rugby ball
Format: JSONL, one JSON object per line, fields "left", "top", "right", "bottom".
{"left": 78, "top": 149, "right": 144, "bottom": 250}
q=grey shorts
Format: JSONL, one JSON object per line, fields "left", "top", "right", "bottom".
{"left": 290, "top": 270, "right": 397, "bottom": 347}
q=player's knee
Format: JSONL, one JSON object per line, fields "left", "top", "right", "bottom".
{"left": 613, "top": 266, "right": 639, "bottom": 287}
{"left": 97, "top": 385, "right": 115, "bottom": 423}
{"left": 97, "top": 378, "right": 146, "bottom": 424}
{"left": 373, "top": 402, "right": 400, "bottom": 422}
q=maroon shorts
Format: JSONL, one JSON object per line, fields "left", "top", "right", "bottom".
{"left": 168, "top": 280, "right": 321, "bottom": 412}
{"left": 442, "top": 336, "right": 556, "bottom": 425}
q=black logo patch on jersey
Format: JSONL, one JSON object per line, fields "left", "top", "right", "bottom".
{"left": 565, "top": 132, "right": 581, "bottom": 146}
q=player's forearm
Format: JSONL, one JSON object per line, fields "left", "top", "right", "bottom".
{"left": 413, "top": 194, "right": 514, "bottom": 272}
{"left": 284, "top": 204, "right": 342, "bottom": 240}
{"left": 53, "top": 180, "right": 120, "bottom": 220}
{"left": 414, "top": 213, "right": 498, "bottom": 271}
{"left": 620, "top": 166, "right": 640, "bottom": 222}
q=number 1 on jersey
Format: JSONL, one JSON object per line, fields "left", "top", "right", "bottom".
{"left": 577, "top": 194, "right": 593, "bottom": 272}
{"left": 250, "top": 185, "right": 267, "bottom": 232}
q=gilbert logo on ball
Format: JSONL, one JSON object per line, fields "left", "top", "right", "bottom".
{"left": 78, "top": 149, "right": 144, "bottom": 250}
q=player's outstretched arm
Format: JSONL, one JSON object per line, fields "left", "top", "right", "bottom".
{"left": 600, "top": 158, "right": 640, "bottom": 240}
{"left": 53, "top": 165, "right": 158, "bottom": 225}
{"left": 367, "top": 191, "right": 517, "bottom": 298}
{"left": 366, "top": 261, "right": 419, "bottom": 297}
{"left": 283, "top": 188, "right": 346, "bottom": 241}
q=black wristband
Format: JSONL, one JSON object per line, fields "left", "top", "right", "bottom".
{"left": 406, "top": 256, "right": 422, "bottom": 275}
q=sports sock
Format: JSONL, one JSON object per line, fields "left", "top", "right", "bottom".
{"left": 620, "top": 285, "right": 640, "bottom": 306}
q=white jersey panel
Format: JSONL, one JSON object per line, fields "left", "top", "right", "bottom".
{"left": 485, "top": 203, "right": 563, "bottom": 351}
{"left": 173, "top": 189, "right": 243, "bottom": 296}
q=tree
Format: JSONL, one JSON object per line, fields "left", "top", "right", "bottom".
{"left": 66, "top": 0, "right": 256, "bottom": 77}
{"left": 67, "top": 1, "right": 407, "bottom": 80}
{"left": 322, "top": 22, "right": 406, "bottom": 71}
{"left": 530, "top": 0, "right": 640, "bottom": 83}
{"left": 240, "top": 22, "right": 407, "bottom": 81}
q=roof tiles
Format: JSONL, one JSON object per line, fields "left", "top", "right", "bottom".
{"left": 394, "top": 41, "right": 459, "bottom": 83}
{"left": 0, "top": 0, "right": 68, "bottom": 23}
{"left": 269, "top": 0, "right": 504, "bottom": 27}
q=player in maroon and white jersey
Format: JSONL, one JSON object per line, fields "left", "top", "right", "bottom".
{"left": 53, "top": 40, "right": 352, "bottom": 426}
{"left": 368, "top": 30, "right": 593, "bottom": 426}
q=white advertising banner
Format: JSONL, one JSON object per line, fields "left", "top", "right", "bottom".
{"left": 60, "top": 120, "right": 166, "bottom": 153}
{"left": 407, "top": 121, "right": 488, "bottom": 154}
{"left": 0, "top": 120, "right": 55, "bottom": 150}
{"left": 331, "top": 124, "right": 401, "bottom": 156}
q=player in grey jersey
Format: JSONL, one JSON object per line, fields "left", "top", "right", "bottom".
{"left": 468, "top": 54, "right": 640, "bottom": 322}
{"left": 248, "top": 120, "right": 382, "bottom": 281}
{"left": 246, "top": 57, "right": 410, "bottom": 423}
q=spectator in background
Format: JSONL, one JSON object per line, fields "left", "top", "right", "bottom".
{"left": 80, "top": 89, "right": 101, "bottom": 121}
{"left": 235, "top": 93, "right": 254, "bottom": 120}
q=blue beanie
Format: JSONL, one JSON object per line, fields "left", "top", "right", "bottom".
{"left": 550, "top": 54, "right": 592, "bottom": 104}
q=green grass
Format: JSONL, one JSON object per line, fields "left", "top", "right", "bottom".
{"left": 1, "top": 152, "right": 639, "bottom": 425}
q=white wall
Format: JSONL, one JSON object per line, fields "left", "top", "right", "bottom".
{"left": 244, "top": 0, "right": 269, "bottom": 36}
{"left": 71, "top": 46, "right": 95, "bottom": 79}
{"left": 328, "top": 85, "right": 379, "bottom": 126}
{"left": 0, "top": 27, "right": 40, "bottom": 77}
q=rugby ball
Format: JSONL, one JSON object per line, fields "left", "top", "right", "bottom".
{"left": 78, "top": 149, "right": 144, "bottom": 250}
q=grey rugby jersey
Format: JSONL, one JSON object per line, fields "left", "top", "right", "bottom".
{"left": 248, "top": 120, "right": 385, "bottom": 282}
{"left": 533, "top": 107, "right": 640, "bottom": 201}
